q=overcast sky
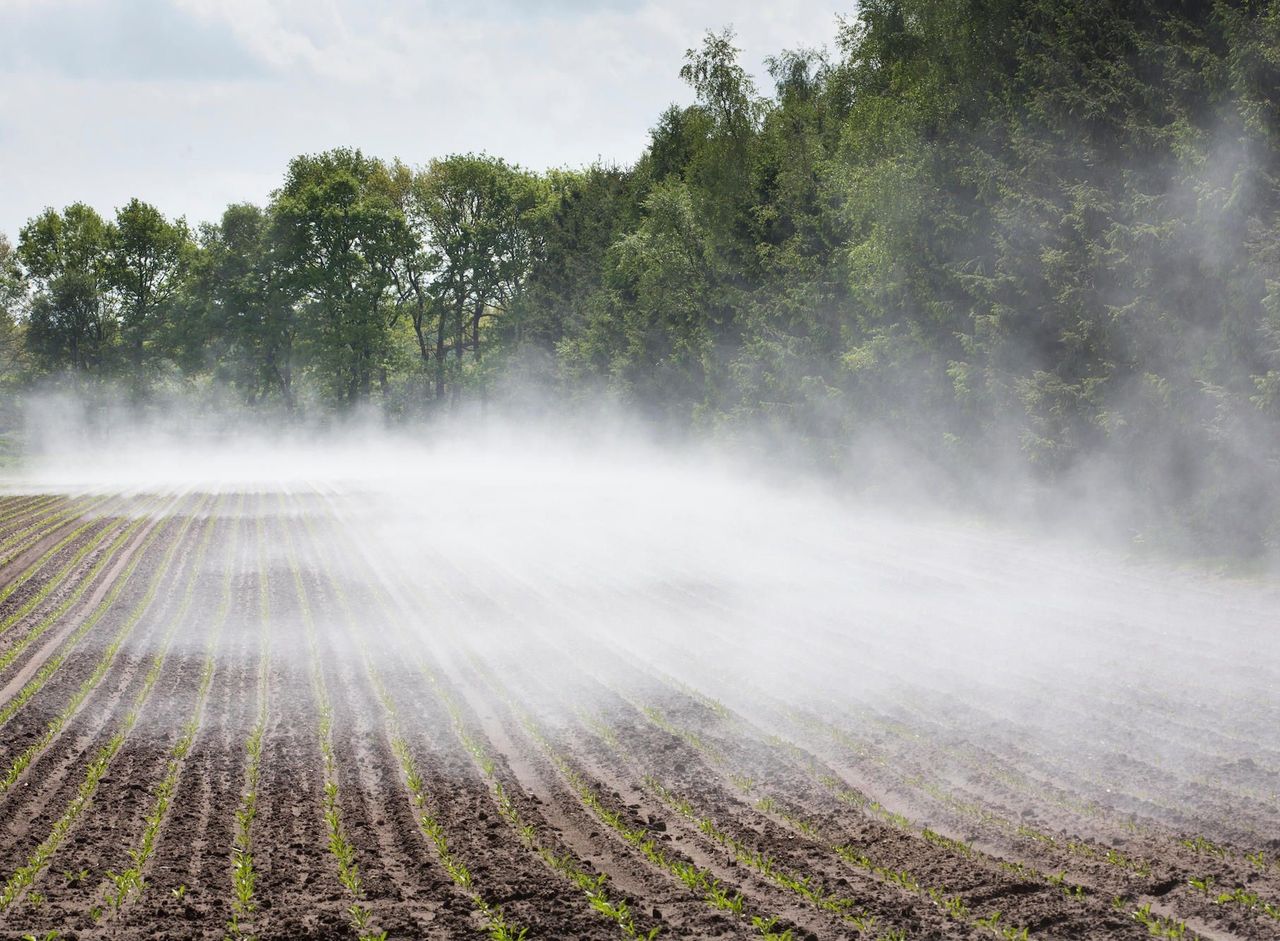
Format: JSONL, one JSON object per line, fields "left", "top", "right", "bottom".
{"left": 0, "top": 0, "right": 844, "bottom": 239}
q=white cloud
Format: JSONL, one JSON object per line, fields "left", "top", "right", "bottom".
{"left": 0, "top": 0, "right": 268, "bottom": 81}
{"left": 0, "top": 0, "right": 843, "bottom": 236}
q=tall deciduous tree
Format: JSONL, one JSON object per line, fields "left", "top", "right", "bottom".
{"left": 415, "top": 154, "right": 541, "bottom": 401}
{"left": 17, "top": 204, "right": 111, "bottom": 372}
{"left": 678, "top": 28, "right": 763, "bottom": 261}
{"left": 104, "top": 198, "right": 191, "bottom": 374}
{"left": 272, "top": 149, "right": 412, "bottom": 404}
{"left": 189, "top": 204, "right": 298, "bottom": 406}
{"left": 0, "top": 235, "right": 27, "bottom": 386}
{"left": 380, "top": 161, "right": 440, "bottom": 393}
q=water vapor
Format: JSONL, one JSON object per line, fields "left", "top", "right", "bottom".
{"left": 7, "top": 393, "right": 1276, "bottom": 853}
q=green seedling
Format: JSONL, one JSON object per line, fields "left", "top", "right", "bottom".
{"left": 1132, "top": 902, "right": 1187, "bottom": 938}
{"left": 751, "top": 915, "right": 794, "bottom": 940}
{"left": 706, "top": 881, "right": 744, "bottom": 914}
{"left": 977, "top": 909, "right": 1003, "bottom": 929}
{"left": 349, "top": 903, "right": 373, "bottom": 930}
{"left": 1180, "top": 835, "right": 1226, "bottom": 858}
{"left": 485, "top": 908, "right": 529, "bottom": 941}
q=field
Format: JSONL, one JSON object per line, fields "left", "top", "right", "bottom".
{"left": 0, "top": 487, "right": 1277, "bottom": 941}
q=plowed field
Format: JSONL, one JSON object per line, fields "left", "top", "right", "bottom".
{"left": 0, "top": 490, "right": 1276, "bottom": 940}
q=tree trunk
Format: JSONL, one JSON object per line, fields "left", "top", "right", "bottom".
{"left": 434, "top": 305, "right": 446, "bottom": 400}
{"left": 471, "top": 297, "right": 485, "bottom": 361}
{"left": 281, "top": 363, "right": 294, "bottom": 411}
{"left": 452, "top": 296, "right": 466, "bottom": 407}
{"left": 412, "top": 300, "right": 430, "bottom": 364}
{"left": 473, "top": 297, "right": 489, "bottom": 416}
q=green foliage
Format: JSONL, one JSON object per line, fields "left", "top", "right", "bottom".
{"left": 272, "top": 148, "right": 412, "bottom": 404}
{"left": 188, "top": 204, "right": 295, "bottom": 404}
{"left": 4, "top": 3, "right": 1279, "bottom": 552}
{"left": 105, "top": 198, "right": 190, "bottom": 374}
{"left": 409, "top": 153, "right": 541, "bottom": 402}
{"left": 17, "top": 204, "right": 111, "bottom": 372}
{"left": 0, "top": 235, "right": 29, "bottom": 387}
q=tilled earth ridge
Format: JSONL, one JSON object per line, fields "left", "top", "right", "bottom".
{"left": 0, "top": 492, "right": 1275, "bottom": 941}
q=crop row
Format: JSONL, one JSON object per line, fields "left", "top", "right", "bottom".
{"left": 585, "top": 700, "right": 1023, "bottom": 941}
{"left": 462, "top": 617, "right": 1120, "bottom": 941}
{"left": 92, "top": 497, "right": 242, "bottom": 922}
{"left": 282, "top": 510, "right": 386, "bottom": 941}
{"left": 0, "top": 495, "right": 109, "bottom": 577}
{"left": 0, "top": 495, "right": 61, "bottom": 540}
{"left": 307, "top": 503, "right": 662, "bottom": 941}
{"left": 0, "top": 500, "right": 193, "bottom": 793}
{"left": 0, "top": 496, "right": 133, "bottom": 649}
{"left": 0, "top": 504, "right": 210, "bottom": 915}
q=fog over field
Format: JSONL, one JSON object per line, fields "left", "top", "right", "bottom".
{"left": 0, "top": 407, "right": 1277, "bottom": 939}
{"left": 13, "top": 400, "right": 1279, "bottom": 812}
{"left": 3, "top": 2, "right": 1280, "bottom": 938}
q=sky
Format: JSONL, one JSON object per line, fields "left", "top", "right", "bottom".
{"left": 0, "top": 0, "right": 844, "bottom": 239}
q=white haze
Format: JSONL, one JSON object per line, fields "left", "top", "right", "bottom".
{"left": 5, "top": 402, "right": 1279, "bottom": 846}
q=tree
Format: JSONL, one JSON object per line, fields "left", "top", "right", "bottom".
{"left": 0, "top": 235, "right": 27, "bottom": 385}
{"left": 678, "top": 29, "right": 764, "bottom": 261}
{"left": 379, "top": 160, "right": 441, "bottom": 397}
{"left": 414, "top": 154, "right": 541, "bottom": 402}
{"left": 187, "top": 204, "right": 298, "bottom": 406}
{"left": 103, "top": 198, "right": 191, "bottom": 375}
{"left": 272, "top": 149, "right": 412, "bottom": 404}
{"left": 512, "top": 166, "right": 640, "bottom": 352}
{"left": 17, "top": 204, "right": 111, "bottom": 372}
{"left": 600, "top": 178, "right": 725, "bottom": 417}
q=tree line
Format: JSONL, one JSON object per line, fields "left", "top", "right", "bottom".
{"left": 0, "top": 151, "right": 540, "bottom": 408}
{"left": 2, "top": 0, "right": 1279, "bottom": 554}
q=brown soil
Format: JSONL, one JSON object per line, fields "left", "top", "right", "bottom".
{"left": 0, "top": 493, "right": 1276, "bottom": 941}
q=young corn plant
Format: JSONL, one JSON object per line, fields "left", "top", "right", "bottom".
{"left": 0, "top": 506, "right": 211, "bottom": 914}
{"left": 1179, "top": 836, "right": 1226, "bottom": 859}
{"left": 0, "top": 515, "right": 170, "bottom": 792}
{"left": 91, "top": 510, "right": 229, "bottom": 919}
{"left": 286, "top": 522, "right": 379, "bottom": 941}
{"left": 1045, "top": 870, "right": 1087, "bottom": 900}
{"left": 526, "top": 721, "right": 789, "bottom": 940}
{"left": 1132, "top": 903, "right": 1188, "bottom": 938}
{"left": 228, "top": 510, "right": 271, "bottom": 940}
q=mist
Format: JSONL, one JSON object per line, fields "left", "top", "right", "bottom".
{"left": 10, "top": 396, "right": 1277, "bottom": 842}
{"left": 3, "top": 4, "right": 1279, "bottom": 937}
{"left": 2, "top": 389, "right": 1277, "bottom": 939}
